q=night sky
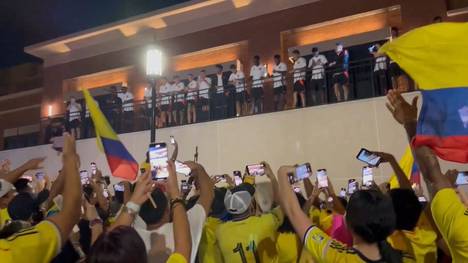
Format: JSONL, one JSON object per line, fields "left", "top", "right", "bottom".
{"left": 0, "top": 0, "right": 190, "bottom": 69}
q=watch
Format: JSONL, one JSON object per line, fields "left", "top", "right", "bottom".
{"left": 124, "top": 201, "right": 141, "bottom": 215}
{"left": 170, "top": 197, "right": 186, "bottom": 210}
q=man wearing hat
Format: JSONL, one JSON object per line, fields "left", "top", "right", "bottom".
{"left": 216, "top": 161, "right": 283, "bottom": 263}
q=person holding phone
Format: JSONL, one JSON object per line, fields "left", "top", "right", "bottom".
{"left": 171, "top": 75, "right": 187, "bottom": 125}
{"left": 250, "top": 56, "right": 267, "bottom": 114}
{"left": 197, "top": 70, "right": 211, "bottom": 122}
{"left": 66, "top": 96, "right": 82, "bottom": 139}
{"left": 228, "top": 64, "right": 246, "bottom": 117}
{"left": 328, "top": 43, "right": 350, "bottom": 102}
{"left": 158, "top": 77, "right": 172, "bottom": 128}
{"left": 291, "top": 49, "right": 307, "bottom": 108}
{"left": 186, "top": 74, "right": 199, "bottom": 124}
{"left": 272, "top": 54, "right": 288, "bottom": 111}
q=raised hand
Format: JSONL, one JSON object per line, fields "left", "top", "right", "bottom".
{"left": 129, "top": 171, "right": 153, "bottom": 205}
{"left": 25, "top": 157, "right": 46, "bottom": 171}
{"left": 386, "top": 90, "right": 418, "bottom": 125}
{"left": 166, "top": 160, "right": 181, "bottom": 199}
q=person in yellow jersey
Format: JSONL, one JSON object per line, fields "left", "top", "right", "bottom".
{"left": 277, "top": 165, "right": 415, "bottom": 263}
{"left": 0, "top": 134, "right": 83, "bottom": 263}
{"left": 385, "top": 90, "right": 468, "bottom": 263}
{"left": 216, "top": 161, "right": 284, "bottom": 263}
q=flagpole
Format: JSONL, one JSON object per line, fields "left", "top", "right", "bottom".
{"left": 146, "top": 48, "right": 162, "bottom": 143}
{"left": 150, "top": 78, "right": 157, "bottom": 143}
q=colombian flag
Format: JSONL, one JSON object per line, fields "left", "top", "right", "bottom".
{"left": 83, "top": 90, "right": 138, "bottom": 180}
{"left": 380, "top": 23, "right": 468, "bottom": 163}
{"left": 389, "top": 146, "right": 420, "bottom": 189}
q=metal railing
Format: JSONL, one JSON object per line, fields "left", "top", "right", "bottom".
{"left": 4, "top": 58, "right": 413, "bottom": 150}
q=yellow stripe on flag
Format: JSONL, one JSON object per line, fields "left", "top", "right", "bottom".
{"left": 389, "top": 146, "right": 414, "bottom": 189}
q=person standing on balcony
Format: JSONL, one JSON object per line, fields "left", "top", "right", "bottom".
{"left": 105, "top": 86, "right": 122, "bottom": 132}
{"left": 212, "top": 64, "right": 231, "bottom": 120}
{"left": 117, "top": 86, "right": 134, "bottom": 133}
{"left": 250, "top": 55, "right": 266, "bottom": 114}
{"left": 198, "top": 70, "right": 212, "bottom": 122}
{"left": 329, "top": 43, "right": 350, "bottom": 102}
{"left": 388, "top": 27, "right": 409, "bottom": 92}
{"left": 370, "top": 43, "right": 390, "bottom": 96}
{"left": 228, "top": 64, "right": 246, "bottom": 117}
{"left": 158, "top": 77, "right": 172, "bottom": 128}
{"left": 186, "top": 74, "right": 198, "bottom": 124}
{"left": 171, "top": 75, "right": 186, "bottom": 126}
{"left": 83, "top": 98, "right": 99, "bottom": 138}
{"left": 144, "top": 86, "right": 156, "bottom": 130}
{"left": 66, "top": 96, "right": 82, "bottom": 139}
{"left": 272, "top": 54, "right": 287, "bottom": 111}
{"left": 291, "top": 50, "right": 307, "bottom": 108}
{"left": 308, "top": 47, "right": 328, "bottom": 105}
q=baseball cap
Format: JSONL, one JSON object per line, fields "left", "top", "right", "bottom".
{"left": 0, "top": 179, "right": 14, "bottom": 198}
{"left": 8, "top": 190, "right": 49, "bottom": 221}
{"left": 224, "top": 183, "right": 255, "bottom": 215}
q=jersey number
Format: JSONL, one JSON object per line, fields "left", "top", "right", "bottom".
{"left": 233, "top": 241, "right": 259, "bottom": 263}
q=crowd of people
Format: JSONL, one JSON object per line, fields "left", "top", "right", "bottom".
{"left": 1, "top": 89, "right": 467, "bottom": 263}
{"left": 60, "top": 32, "right": 413, "bottom": 140}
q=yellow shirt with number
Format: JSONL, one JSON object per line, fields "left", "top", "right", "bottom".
{"left": 198, "top": 217, "right": 223, "bottom": 263}
{"left": 304, "top": 226, "right": 415, "bottom": 263}
{"left": 216, "top": 207, "right": 284, "bottom": 263}
{"left": 387, "top": 213, "right": 437, "bottom": 263}
{"left": 0, "top": 220, "right": 61, "bottom": 263}
{"left": 431, "top": 188, "right": 468, "bottom": 263}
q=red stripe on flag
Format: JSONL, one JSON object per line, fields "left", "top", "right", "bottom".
{"left": 412, "top": 135, "right": 468, "bottom": 163}
{"left": 106, "top": 155, "right": 139, "bottom": 181}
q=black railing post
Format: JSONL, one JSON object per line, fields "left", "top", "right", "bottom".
{"left": 150, "top": 78, "right": 157, "bottom": 143}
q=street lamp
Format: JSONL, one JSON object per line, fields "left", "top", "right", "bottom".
{"left": 146, "top": 48, "right": 163, "bottom": 143}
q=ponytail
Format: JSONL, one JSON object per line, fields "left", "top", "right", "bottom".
{"left": 378, "top": 240, "right": 403, "bottom": 263}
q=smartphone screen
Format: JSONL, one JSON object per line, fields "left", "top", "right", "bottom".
{"left": 293, "top": 186, "right": 301, "bottom": 193}
{"left": 175, "top": 161, "right": 191, "bottom": 176}
{"left": 348, "top": 179, "right": 358, "bottom": 194}
{"left": 317, "top": 169, "right": 328, "bottom": 188}
{"left": 362, "top": 166, "right": 374, "bottom": 186}
{"left": 170, "top": 136, "right": 176, "bottom": 145}
{"left": 246, "top": 164, "right": 265, "bottom": 176}
{"left": 295, "top": 163, "right": 312, "bottom": 181}
{"left": 456, "top": 171, "right": 468, "bottom": 186}
{"left": 114, "top": 184, "right": 124, "bottom": 192}
{"left": 233, "top": 171, "right": 243, "bottom": 186}
{"left": 91, "top": 163, "right": 97, "bottom": 175}
{"left": 356, "top": 148, "right": 382, "bottom": 167}
{"left": 35, "top": 171, "right": 45, "bottom": 180}
{"left": 288, "top": 173, "right": 296, "bottom": 184}
{"left": 181, "top": 180, "right": 190, "bottom": 193}
{"left": 149, "top": 143, "right": 168, "bottom": 180}
{"left": 80, "top": 170, "right": 90, "bottom": 185}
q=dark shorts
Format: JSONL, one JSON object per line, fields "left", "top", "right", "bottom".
{"left": 274, "top": 86, "right": 286, "bottom": 95}
{"left": 160, "top": 104, "right": 170, "bottom": 112}
{"left": 174, "top": 102, "right": 185, "bottom": 111}
{"left": 332, "top": 72, "right": 348, "bottom": 85}
{"left": 69, "top": 119, "right": 80, "bottom": 129}
{"left": 389, "top": 62, "right": 403, "bottom": 77}
{"left": 293, "top": 80, "right": 305, "bottom": 92}
{"left": 251, "top": 88, "right": 263, "bottom": 100}
{"left": 199, "top": 97, "right": 209, "bottom": 106}
{"left": 236, "top": 91, "right": 246, "bottom": 103}
{"left": 310, "top": 78, "right": 326, "bottom": 91}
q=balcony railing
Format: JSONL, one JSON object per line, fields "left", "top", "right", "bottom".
{"left": 4, "top": 58, "right": 414, "bottom": 150}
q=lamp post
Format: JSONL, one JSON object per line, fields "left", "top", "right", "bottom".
{"left": 146, "top": 49, "right": 162, "bottom": 143}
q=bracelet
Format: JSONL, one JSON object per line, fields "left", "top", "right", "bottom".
{"left": 170, "top": 197, "right": 186, "bottom": 210}
{"left": 89, "top": 218, "right": 103, "bottom": 227}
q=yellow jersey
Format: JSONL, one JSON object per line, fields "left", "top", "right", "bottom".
{"left": 431, "top": 188, "right": 468, "bottom": 263}
{"left": 0, "top": 208, "right": 11, "bottom": 230}
{"left": 304, "top": 226, "right": 415, "bottom": 263}
{"left": 387, "top": 213, "right": 437, "bottom": 263}
{"left": 198, "top": 217, "right": 223, "bottom": 263}
{"left": 216, "top": 207, "right": 284, "bottom": 263}
{"left": 277, "top": 232, "right": 300, "bottom": 263}
{"left": 308, "top": 207, "right": 333, "bottom": 233}
{"left": 0, "top": 220, "right": 61, "bottom": 263}
{"left": 167, "top": 253, "right": 188, "bottom": 263}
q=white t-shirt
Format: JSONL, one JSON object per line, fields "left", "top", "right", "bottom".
{"left": 308, "top": 55, "right": 328, "bottom": 79}
{"left": 229, "top": 71, "right": 246, "bottom": 93}
{"left": 293, "top": 57, "right": 307, "bottom": 82}
{"left": 172, "top": 82, "right": 186, "bottom": 102}
{"left": 159, "top": 83, "right": 172, "bottom": 105}
{"left": 144, "top": 88, "right": 153, "bottom": 108}
{"left": 272, "top": 62, "right": 287, "bottom": 88}
{"left": 118, "top": 91, "right": 134, "bottom": 112}
{"left": 68, "top": 102, "right": 81, "bottom": 121}
{"left": 250, "top": 65, "right": 266, "bottom": 88}
{"left": 187, "top": 80, "right": 198, "bottom": 101}
{"left": 374, "top": 56, "right": 388, "bottom": 72}
{"left": 198, "top": 77, "right": 211, "bottom": 99}
{"left": 135, "top": 204, "right": 207, "bottom": 263}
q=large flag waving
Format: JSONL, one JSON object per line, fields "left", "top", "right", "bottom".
{"left": 83, "top": 90, "right": 138, "bottom": 180}
{"left": 380, "top": 23, "right": 468, "bottom": 163}
{"left": 389, "top": 146, "right": 420, "bottom": 189}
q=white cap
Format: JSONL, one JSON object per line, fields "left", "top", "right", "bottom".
{"left": 0, "top": 179, "right": 14, "bottom": 198}
{"left": 224, "top": 190, "right": 252, "bottom": 215}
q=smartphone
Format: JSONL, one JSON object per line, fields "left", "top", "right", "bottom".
{"left": 170, "top": 136, "right": 176, "bottom": 145}
{"left": 288, "top": 172, "right": 296, "bottom": 184}
{"left": 356, "top": 148, "right": 382, "bottom": 167}
{"left": 233, "top": 171, "right": 243, "bottom": 186}
{"left": 316, "top": 169, "right": 328, "bottom": 188}
{"left": 293, "top": 186, "right": 301, "bottom": 193}
{"left": 103, "top": 189, "right": 109, "bottom": 198}
{"left": 114, "top": 184, "right": 124, "bottom": 192}
{"left": 246, "top": 164, "right": 265, "bottom": 176}
{"left": 362, "top": 166, "right": 374, "bottom": 186}
{"left": 91, "top": 162, "right": 97, "bottom": 175}
{"left": 339, "top": 188, "right": 347, "bottom": 198}
{"left": 175, "top": 160, "right": 191, "bottom": 176}
{"left": 80, "top": 170, "right": 90, "bottom": 185}
{"left": 368, "top": 45, "right": 376, "bottom": 53}
{"left": 348, "top": 179, "right": 358, "bottom": 194}
{"left": 456, "top": 171, "right": 468, "bottom": 185}
{"left": 295, "top": 163, "right": 312, "bottom": 181}
{"left": 149, "top": 143, "right": 168, "bottom": 180}
{"left": 35, "top": 171, "right": 45, "bottom": 180}
{"left": 214, "top": 175, "right": 227, "bottom": 183}
{"left": 181, "top": 180, "right": 191, "bottom": 194}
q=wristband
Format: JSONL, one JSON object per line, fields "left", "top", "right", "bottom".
{"left": 170, "top": 197, "right": 185, "bottom": 210}
{"left": 124, "top": 201, "right": 141, "bottom": 215}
